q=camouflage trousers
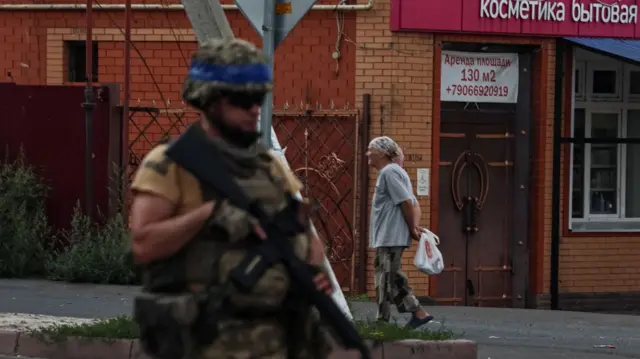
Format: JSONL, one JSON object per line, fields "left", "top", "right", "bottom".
{"left": 196, "top": 314, "right": 333, "bottom": 359}
{"left": 373, "top": 247, "right": 421, "bottom": 322}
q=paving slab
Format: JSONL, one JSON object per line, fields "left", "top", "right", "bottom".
{"left": 1, "top": 279, "right": 639, "bottom": 358}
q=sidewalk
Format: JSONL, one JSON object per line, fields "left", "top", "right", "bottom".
{"left": 2, "top": 279, "right": 639, "bottom": 359}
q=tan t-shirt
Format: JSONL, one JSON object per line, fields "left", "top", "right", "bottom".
{"left": 131, "top": 143, "right": 304, "bottom": 215}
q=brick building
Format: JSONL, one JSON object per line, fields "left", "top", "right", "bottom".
{"left": 3, "top": 0, "right": 640, "bottom": 311}
{"left": 0, "top": 0, "right": 355, "bottom": 108}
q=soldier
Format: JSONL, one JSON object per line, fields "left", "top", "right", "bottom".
{"left": 129, "top": 38, "right": 334, "bottom": 359}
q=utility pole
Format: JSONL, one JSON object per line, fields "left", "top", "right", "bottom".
{"left": 82, "top": 0, "right": 95, "bottom": 219}
{"left": 180, "top": 0, "right": 353, "bottom": 319}
{"left": 259, "top": 0, "right": 276, "bottom": 148}
{"left": 122, "top": 0, "right": 132, "bottom": 219}
{"left": 231, "top": 0, "right": 317, "bottom": 150}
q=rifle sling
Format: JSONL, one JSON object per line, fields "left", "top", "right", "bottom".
{"left": 165, "top": 125, "right": 291, "bottom": 291}
{"left": 165, "top": 125, "right": 371, "bottom": 359}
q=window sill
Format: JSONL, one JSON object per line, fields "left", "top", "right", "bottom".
{"left": 64, "top": 81, "right": 101, "bottom": 86}
{"left": 569, "top": 220, "right": 640, "bottom": 235}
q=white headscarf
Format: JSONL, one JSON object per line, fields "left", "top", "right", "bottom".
{"left": 394, "top": 147, "right": 404, "bottom": 166}
{"left": 368, "top": 136, "right": 401, "bottom": 161}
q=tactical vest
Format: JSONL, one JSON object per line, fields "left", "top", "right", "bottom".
{"left": 141, "top": 149, "right": 312, "bottom": 313}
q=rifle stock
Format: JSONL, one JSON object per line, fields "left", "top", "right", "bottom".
{"left": 165, "top": 125, "right": 371, "bottom": 359}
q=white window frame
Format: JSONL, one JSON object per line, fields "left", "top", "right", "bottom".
{"left": 569, "top": 48, "right": 640, "bottom": 232}
{"left": 582, "top": 109, "right": 621, "bottom": 219}
{"left": 623, "top": 65, "right": 640, "bottom": 102}
{"left": 586, "top": 62, "right": 622, "bottom": 102}
{"left": 574, "top": 61, "right": 586, "bottom": 102}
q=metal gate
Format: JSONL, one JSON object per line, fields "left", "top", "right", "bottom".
{"left": 272, "top": 111, "right": 360, "bottom": 293}
{"left": 127, "top": 107, "right": 199, "bottom": 183}
{"left": 125, "top": 108, "right": 360, "bottom": 292}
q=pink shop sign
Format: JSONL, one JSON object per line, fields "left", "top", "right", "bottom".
{"left": 391, "top": 0, "right": 640, "bottom": 39}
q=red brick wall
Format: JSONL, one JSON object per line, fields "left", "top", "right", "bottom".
{"left": 353, "top": 0, "right": 558, "bottom": 298}
{"left": 1, "top": 3, "right": 359, "bottom": 221}
{"left": 0, "top": 4, "right": 356, "bottom": 108}
{"left": 1, "top": 5, "right": 360, "bottom": 285}
{"left": 355, "top": 0, "right": 435, "bottom": 297}
{"left": 353, "top": 0, "right": 640, "bottom": 299}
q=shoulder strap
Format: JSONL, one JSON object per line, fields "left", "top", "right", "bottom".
{"left": 165, "top": 125, "right": 269, "bottom": 222}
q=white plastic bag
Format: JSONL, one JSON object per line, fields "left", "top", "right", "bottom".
{"left": 414, "top": 229, "right": 444, "bottom": 275}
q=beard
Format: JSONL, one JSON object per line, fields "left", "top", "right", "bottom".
{"left": 206, "top": 112, "right": 260, "bottom": 148}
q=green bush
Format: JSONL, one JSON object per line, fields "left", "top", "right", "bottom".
{"left": 45, "top": 203, "right": 138, "bottom": 285}
{"left": 0, "top": 150, "right": 51, "bottom": 277}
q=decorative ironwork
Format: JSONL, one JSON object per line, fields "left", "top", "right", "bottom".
{"left": 316, "top": 153, "right": 347, "bottom": 181}
{"left": 127, "top": 107, "right": 199, "bottom": 182}
{"left": 125, "top": 107, "right": 360, "bottom": 292}
{"left": 274, "top": 111, "right": 359, "bottom": 292}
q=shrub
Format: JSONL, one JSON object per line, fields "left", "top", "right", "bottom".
{"left": 0, "top": 150, "right": 51, "bottom": 277}
{"left": 45, "top": 202, "right": 138, "bottom": 285}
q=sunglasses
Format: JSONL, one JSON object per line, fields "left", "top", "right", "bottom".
{"left": 224, "top": 92, "right": 266, "bottom": 110}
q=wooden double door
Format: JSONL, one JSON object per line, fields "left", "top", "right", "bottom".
{"left": 433, "top": 53, "right": 532, "bottom": 308}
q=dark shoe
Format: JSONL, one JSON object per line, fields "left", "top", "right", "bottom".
{"left": 405, "top": 315, "right": 434, "bottom": 329}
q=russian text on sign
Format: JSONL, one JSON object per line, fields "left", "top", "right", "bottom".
{"left": 440, "top": 51, "right": 519, "bottom": 104}
{"left": 479, "top": 0, "right": 637, "bottom": 24}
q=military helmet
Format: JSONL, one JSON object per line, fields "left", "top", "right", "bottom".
{"left": 182, "top": 38, "right": 273, "bottom": 111}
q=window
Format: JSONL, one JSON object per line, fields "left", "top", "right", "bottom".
{"left": 66, "top": 41, "right": 98, "bottom": 83}
{"left": 574, "top": 61, "right": 585, "bottom": 101}
{"left": 586, "top": 63, "right": 621, "bottom": 101}
{"left": 624, "top": 66, "right": 640, "bottom": 102}
{"left": 625, "top": 111, "right": 640, "bottom": 218}
{"left": 588, "top": 112, "right": 618, "bottom": 216}
{"left": 570, "top": 110, "right": 640, "bottom": 231}
{"left": 570, "top": 52, "right": 640, "bottom": 232}
{"left": 572, "top": 109, "right": 585, "bottom": 218}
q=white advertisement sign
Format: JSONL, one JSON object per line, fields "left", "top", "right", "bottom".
{"left": 440, "top": 50, "right": 519, "bottom": 103}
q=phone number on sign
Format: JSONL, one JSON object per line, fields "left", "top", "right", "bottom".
{"left": 447, "top": 84, "right": 510, "bottom": 97}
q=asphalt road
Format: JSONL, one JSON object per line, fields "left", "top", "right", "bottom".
{"left": 1, "top": 279, "right": 639, "bottom": 359}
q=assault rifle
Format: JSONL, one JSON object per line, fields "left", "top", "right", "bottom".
{"left": 165, "top": 125, "right": 371, "bottom": 359}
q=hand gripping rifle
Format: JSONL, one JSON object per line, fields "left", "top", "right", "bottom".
{"left": 165, "top": 125, "right": 371, "bottom": 359}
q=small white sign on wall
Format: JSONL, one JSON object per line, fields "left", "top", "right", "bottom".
{"left": 416, "top": 168, "right": 429, "bottom": 196}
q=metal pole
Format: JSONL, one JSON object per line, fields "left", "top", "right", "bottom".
{"left": 259, "top": 0, "right": 275, "bottom": 149}
{"left": 550, "top": 40, "right": 565, "bottom": 311}
{"left": 82, "top": 0, "right": 95, "bottom": 219}
{"left": 122, "top": 0, "right": 131, "bottom": 217}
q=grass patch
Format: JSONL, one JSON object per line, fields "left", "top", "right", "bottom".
{"left": 31, "top": 316, "right": 139, "bottom": 342}
{"left": 355, "top": 320, "right": 455, "bottom": 341}
{"left": 346, "top": 293, "right": 371, "bottom": 302}
{"left": 30, "top": 316, "right": 455, "bottom": 342}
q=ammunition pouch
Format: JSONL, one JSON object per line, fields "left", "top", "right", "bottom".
{"left": 133, "top": 293, "right": 202, "bottom": 359}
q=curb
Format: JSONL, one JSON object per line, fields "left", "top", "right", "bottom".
{"left": 0, "top": 331, "right": 477, "bottom": 359}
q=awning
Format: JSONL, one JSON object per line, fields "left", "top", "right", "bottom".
{"left": 564, "top": 37, "right": 640, "bottom": 66}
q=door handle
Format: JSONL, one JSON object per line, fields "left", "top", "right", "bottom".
{"left": 470, "top": 197, "right": 479, "bottom": 233}
{"left": 462, "top": 196, "right": 479, "bottom": 234}
{"left": 452, "top": 150, "right": 489, "bottom": 235}
{"left": 462, "top": 196, "right": 472, "bottom": 233}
